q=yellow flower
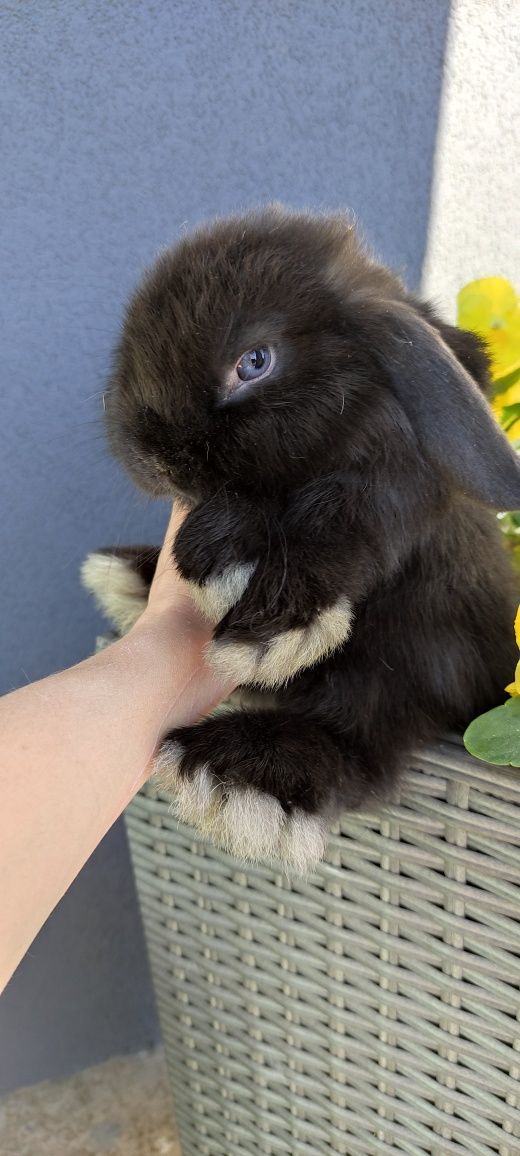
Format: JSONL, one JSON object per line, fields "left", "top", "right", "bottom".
{"left": 457, "top": 277, "right": 520, "bottom": 381}
{"left": 505, "top": 607, "right": 520, "bottom": 695}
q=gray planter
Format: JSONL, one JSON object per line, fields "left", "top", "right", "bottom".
{"left": 124, "top": 737, "right": 520, "bottom": 1156}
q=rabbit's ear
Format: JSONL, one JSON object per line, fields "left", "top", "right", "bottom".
{"left": 357, "top": 298, "right": 520, "bottom": 510}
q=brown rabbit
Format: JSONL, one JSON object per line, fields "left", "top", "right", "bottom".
{"left": 83, "top": 206, "right": 518, "bottom": 870}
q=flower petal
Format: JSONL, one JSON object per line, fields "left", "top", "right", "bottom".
{"left": 457, "top": 278, "right": 520, "bottom": 379}
{"left": 514, "top": 608, "right": 520, "bottom": 651}
{"left": 458, "top": 277, "right": 518, "bottom": 331}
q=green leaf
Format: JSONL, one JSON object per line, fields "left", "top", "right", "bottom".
{"left": 497, "top": 510, "right": 520, "bottom": 537}
{"left": 463, "top": 697, "right": 520, "bottom": 766}
{"left": 493, "top": 365, "right": 520, "bottom": 396}
{"left": 500, "top": 403, "right": 520, "bottom": 432}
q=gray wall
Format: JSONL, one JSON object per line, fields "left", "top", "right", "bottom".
{"left": 0, "top": 0, "right": 450, "bottom": 1093}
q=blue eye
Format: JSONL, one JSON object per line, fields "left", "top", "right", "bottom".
{"left": 236, "top": 346, "right": 273, "bottom": 381}
{"left": 222, "top": 344, "right": 276, "bottom": 402}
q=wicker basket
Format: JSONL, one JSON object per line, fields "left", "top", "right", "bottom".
{"left": 124, "top": 737, "right": 520, "bottom": 1155}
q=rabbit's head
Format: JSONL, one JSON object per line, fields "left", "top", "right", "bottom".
{"left": 106, "top": 205, "right": 520, "bottom": 511}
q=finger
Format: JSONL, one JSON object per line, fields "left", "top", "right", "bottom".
{"left": 154, "top": 501, "right": 190, "bottom": 585}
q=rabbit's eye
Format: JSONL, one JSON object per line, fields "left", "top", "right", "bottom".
{"left": 236, "top": 346, "right": 273, "bottom": 381}
{"left": 222, "top": 345, "right": 276, "bottom": 402}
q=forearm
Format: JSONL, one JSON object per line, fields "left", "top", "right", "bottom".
{"left": 0, "top": 616, "right": 232, "bottom": 991}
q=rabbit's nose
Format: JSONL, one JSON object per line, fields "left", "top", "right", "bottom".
{"left": 154, "top": 458, "right": 173, "bottom": 478}
{"left": 153, "top": 458, "right": 198, "bottom": 506}
{"left": 145, "top": 456, "right": 177, "bottom": 496}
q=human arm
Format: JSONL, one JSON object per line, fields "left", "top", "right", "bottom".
{"left": 0, "top": 503, "right": 234, "bottom": 991}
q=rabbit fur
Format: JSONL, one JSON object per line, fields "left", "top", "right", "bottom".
{"left": 82, "top": 205, "right": 519, "bottom": 871}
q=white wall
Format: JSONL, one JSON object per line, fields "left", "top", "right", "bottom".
{"left": 422, "top": 0, "right": 520, "bottom": 319}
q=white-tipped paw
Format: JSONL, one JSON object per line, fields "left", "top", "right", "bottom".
{"left": 207, "top": 595, "right": 354, "bottom": 687}
{"left": 81, "top": 552, "right": 148, "bottom": 634}
{"left": 153, "top": 743, "right": 329, "bottom": 872}
{"left": 186, "top": 562, "right": 256, "bottom": 623}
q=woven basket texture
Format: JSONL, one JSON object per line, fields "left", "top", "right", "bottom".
{"left": 124, "top": 737, "right": 520, "bottom": 1156}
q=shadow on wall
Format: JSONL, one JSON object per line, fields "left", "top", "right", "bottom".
{"left": 0, "top": 0, "right": 451, "bottom": 1094}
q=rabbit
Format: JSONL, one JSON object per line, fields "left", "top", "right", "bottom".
{"left": 82, "top": 205, "right": 520, "bottom": 871}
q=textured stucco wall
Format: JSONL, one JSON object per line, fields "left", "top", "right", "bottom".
{"left": 0, "top": 0, "right": 450, "bottom": 1092}
{"left": 422, "top": 0, "right": 520, "bottom": 315}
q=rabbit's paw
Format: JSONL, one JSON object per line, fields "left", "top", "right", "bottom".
{"left": 186, "top": 561, "right": 257, "bottom": 623}
{"left": 153, "top": 710, "right": 351, "bottom": 872}
{"left": 173, "top": 499, "right": 260, "bottom": 622}
{"left": 208, "top": 595, "right": 354, "bottom": 687}
{"left": 81, "top": 546, "right": 159, "bottom": 634}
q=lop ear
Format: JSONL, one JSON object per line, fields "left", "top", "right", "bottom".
{"left": 357, "top": 298, "right": 520, "bottom": 510}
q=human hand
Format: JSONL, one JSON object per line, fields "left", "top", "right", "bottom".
{"left": 129, "top": 502, "right": 237, "bottom": 732}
